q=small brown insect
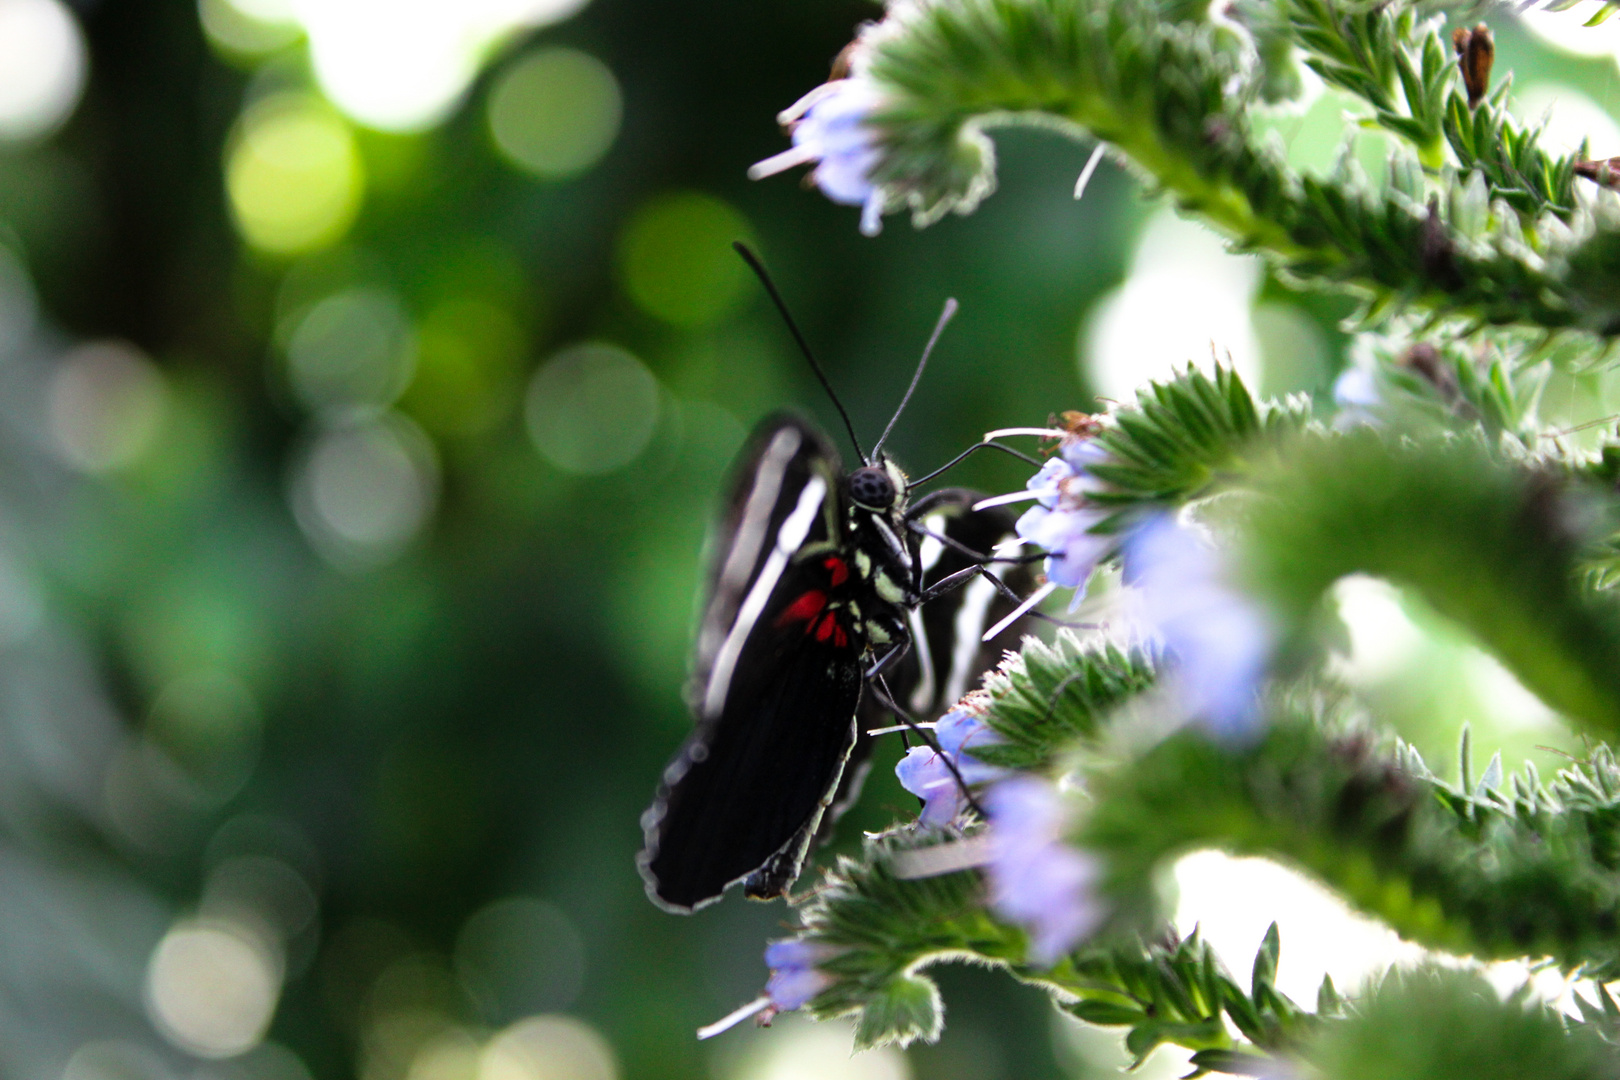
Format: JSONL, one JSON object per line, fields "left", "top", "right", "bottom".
{"left": 1056, "top": 410, "right": 1104, "bottom": 439}
{"left": 1451, "top": 24, "right": 1495, "bottom": 109}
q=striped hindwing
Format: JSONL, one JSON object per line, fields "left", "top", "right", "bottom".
{"left": 830, "top": 489, "right": 1038, "bottom": 838}
{"left": 639, "top": 414, "right": 867, "bottom": 913}
{"left": 898, "top": 488, "right": 1037, "bottom": 716}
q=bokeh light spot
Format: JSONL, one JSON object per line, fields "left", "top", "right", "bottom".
{"left": 290, "top": 413, "right": 439, "bottom": 570}
{"left": 61, "top": 1041, "right": 170, "bottom": 1080}
{"left": 487, "top": 48, "right": 621, "bottom": 179}
{"left": 454, "top": 897, "right": 585, "bottom": 1022}
{"left": 617, "top": 193, "right": 754, "bottom": 326}
{"left": 0, "top": 0, "right": 86, "bottom": 142}
{"left": 479, "top": 1016, "right": 617, "bottom": 1080}
{"left": 290, "top": 0, "right": 594, "bottom": 133}
{"left": 727, "top": 1020, "right": 909, "bottom": 1080}
{"left": 406, "top": 1031, "right": 482, "bottom": 1080}
{"left": 198, "top": 0, "right": 302, "bottom": 58}
{"left": 48, "top": 340, "right": 169, "bottom": 474}
{"left": 146, "top": 919, "right": 282, "bottom": 1058}
{"left": 285, "top": 287, "right": 417, "bottom": 411}
{"left": 227, "top": 95, "right": 363, "bottom": 256}
{"left": 525, "top": 343, "right": 658, "bottom": 474}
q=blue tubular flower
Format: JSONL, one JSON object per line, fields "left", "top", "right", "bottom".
{"left": 699, "top": 937, "right": 846, "bottom": 1038}
{"left": 894, "top": 707, "right": 1007, "bottom": 826}
{"left": 1012, "top": 441, "right": 1111, "bottom": 594}
{"left": 1125, "top": 516, "right": 1274, "bottom": 740}
{"left": 984, "top": 776, "right": 1104, "bottom": 965}
{"left": 749, "top": 78, "right": 888, "bottom": 236}
{"left": 763, "top": 938, "right": 838, "bottom": 1011}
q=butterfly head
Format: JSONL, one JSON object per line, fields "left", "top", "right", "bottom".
{"left": 847, "top": 458, "right": 906, "bottom": 511}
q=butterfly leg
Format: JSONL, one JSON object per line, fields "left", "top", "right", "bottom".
{"left": 868, "top": 675, "right": 988, "bottom": 820}
{"left": 906, "top": 517, "right": 1046, "bottom": 567}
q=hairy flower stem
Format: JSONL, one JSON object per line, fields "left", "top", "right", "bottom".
{"left": 795, "top": 830, "right": 1306, "bottom": 1058}
{"left": 1084, "top": 712, "right": 1620, "bottom": 978}
{"left": 856, "top": 0, "right": 1613, "bottom": 332}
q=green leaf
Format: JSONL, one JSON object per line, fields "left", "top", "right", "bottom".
{"left": 852, "top": 974, "right": 943, "bottom": 1049}
{"left": 1251, "top": 922, "right": 1281, "bottom": 998}
{"left": 1066, "top": 998, "right": 1149, "bottom": 1026}
{"left": 1187, "top": 1048, "right": 1277, "bottom": 1076}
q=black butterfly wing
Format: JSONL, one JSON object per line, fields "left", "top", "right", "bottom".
{"left": 640, "top": 414, "right": 864, "bottom": 913}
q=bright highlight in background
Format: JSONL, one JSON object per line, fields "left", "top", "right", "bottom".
{"left": 146, "top": 918, "right": 282, "bottom": 1057}
{"left": 0, "top": 0, "right": 85, "bottom": 142}
{"left": 0, "top": 0, "right": 84, "bottom": 142}
{"left": 525, "top": 343, "right": 659, "bottom": 474}
{"left": 1518, "top": 4, "right": 1620, "bottom": 62}
{"left": 288, "top": 0, "right": 595, "bottom": 132}
{"left": 725, "top": 1020, "right": 908, "bottom": 1080}
{"left": 227, "top": 95, "right": 364, "bottom": 256}
{"left": 1174, "top": 851, "right": 1426, "bottom": 1003}
{"left": 1083, "top": 208, "right": 1261, "bottom": 400}
{"left": 488, "top": 48, "right": 622, "bottom": 179}
{"left": 1512, "top": 82, "right": 1620, "bottom": 157}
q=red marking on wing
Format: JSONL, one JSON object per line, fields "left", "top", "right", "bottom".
{"left": 815, "top": 613, "right": 837, "bottom": 642}
{"left": 775, "top": 589, "right": 827, "bottom": 628}
{"left": 833, "top": 624, "right": 849, "bottom": 648}
{"left": 823, "top": 556, "right": 849, "bottom": 587}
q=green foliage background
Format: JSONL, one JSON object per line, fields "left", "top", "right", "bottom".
{"left": 5, "top": 1, "right": 1620, "bottom": 1079}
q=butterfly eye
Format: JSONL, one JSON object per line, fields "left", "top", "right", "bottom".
{"left": 848, "top": 466, "right": 896, "bottom": 509}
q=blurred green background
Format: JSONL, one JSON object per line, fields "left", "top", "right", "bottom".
{"left": 0, "top": 1, "right": 1613, "bottom": 1078}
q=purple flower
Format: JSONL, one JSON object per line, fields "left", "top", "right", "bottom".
{"left": 984, "top": 776, "right": 1104, "bottom": 965}
{"left": 763, "top": 938, "right": 838, "bottom": 1010}
{"left": 895, "top": 707, "right": 1007, "bottom": 826}
{"left": 749, "top": 78, "right": 888, "bottom": 236}
{"left": 1124, "top": 516, "right": 1273, "bottom": 740}
{"left": 1008, "top": 440, "right": 1112, "bottom": 594}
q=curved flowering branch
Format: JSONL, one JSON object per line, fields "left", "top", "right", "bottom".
{"left": 1242, "top": 429, "right": 1620, "bottom": 735}
{"left": 756, "top": 0, "right": 1620, "bottom": 334}
{"left": 1083, "top": 708, "right": 1620, "bottom": 979}
{"left": 777, "top": 825, "right": 1315, "bottom": 1061}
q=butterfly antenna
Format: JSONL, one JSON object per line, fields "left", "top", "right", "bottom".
{"left": 871, "top": 297, "right": 956, "bottom": 461}
{"left": 733, "top": 242, "right": 866, "bottom": 463}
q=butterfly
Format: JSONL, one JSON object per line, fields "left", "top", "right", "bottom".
{"left": 638, "top": 245, "right": 1042, "bottom": 913}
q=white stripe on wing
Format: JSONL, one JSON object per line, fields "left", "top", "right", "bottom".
{"left": 702, "top": 474, "right": 828, "bottom": 719}
{"left": 945, "top": 572, "right": 1000, "bottom": 704}
{"left": 696, "top": 427, "right": 802, "bottom": 664}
